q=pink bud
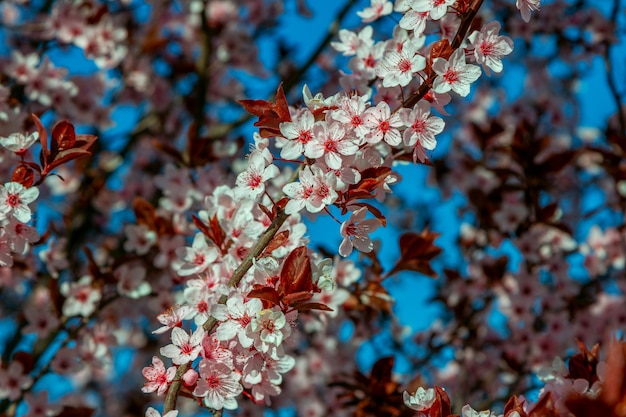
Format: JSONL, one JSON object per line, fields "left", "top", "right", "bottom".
{"left": 182, "top": 369, "right": 198, "bottom": 386}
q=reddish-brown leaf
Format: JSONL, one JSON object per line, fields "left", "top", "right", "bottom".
{"left": 387, "top": 230, "right": 442, "bottom": 278}
{"left": 290, "top": 302, "right": 333, "bottom": 312}
{"left": 529, "top": 392, "right": 559, "bottom": 417}
{"left": 192, "top": 214, "right": 227, "bottom": 254}
{"left": 12, "top": 165, "right": 34, "bottom": 188}
{"left": 43, "top": 149, "right": 92, "bottom": 175}
{"left": 282, "top": 291, "right": 313, "bottom": 306}
{"left": 248, "top": 286, "right": 281, "bottom": 307}
{"left": 238, "top": 83, "right": 291, "bottom": 138}
{"left": 133, "top": 197, "right": 157, "bottom": 231}
{"left": 51, "top": 120, "right": 76, "bottom": 152}
{"left": 504, "top": 396, "right": 529, "bottom": 417}
{"left": 568, "top": 340, "right": 600, "bottom": 385}
{"left": 346, "top": 202, "right": 387, "bottom": 227}
{"left": 32, "top": 114, "right": 48, "bottom": 160}
{"left": 279, "top": 246, "right": 314, "bottom": 296}
{"left": 262, "top": 230, "right": 290, "bottom": 257}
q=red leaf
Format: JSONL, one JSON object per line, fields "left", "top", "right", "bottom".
{"left": 346, "top": 202, "right": 387, "bottom": 227}
{"left": 193, "top": 214, "right": 227, "bottom": 254}
{"left": 504, "top": 396, "right": 528, "bottom": 417}
{"left": 387, "top": 230, "right": 442, "bottom": 278}
{"left": 279, "top": 246, "right": 314, "bottom": 296}
{"left": 238, "top": 83, "right": 291, "bottom": 138}
{"left": 529, "top": 392, "right": 559, "bottom": 417}
{"left": 262, "top": 230, "right": 290, "bottom": 257}
{"left": 12, "top": 165, "right": 34, "bottom": 187}
{"left": 42, "top": 149, "right": 92, "bottom": 175}
{"left": 51, "top": 120, "right": 76, "bottom": 152}
{"left": 72, "top": 134, "right": 97, "bottom": 151}
{"left": 345, "top": 167, "right": 392, "bottom": 203}
{"left": 133, "top": 197, "right": 157, "bottom": 231}
{"left": 282, "top": 291, "right": 313, "bottom": 306}
{"left": 290, "top": 302, "right": 334, "bottom": 312}
{"left": 248, "top": 286, "right": 281, "bottom": 307}
{"left": 32, "top": 114, "right": 49, "bottom": 163}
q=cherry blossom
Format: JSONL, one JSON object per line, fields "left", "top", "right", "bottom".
{"left": 212, "top": 294, "right": 263, "bottom": 348}
{"left": 278, "top": 108, "right": 316, "bottom": 160}
{"left": 468, "top": 22, "right": 514, "bottom": 74}
{"left": 304, "top": 122, "right": 359, "bottom": 170}
{"left": 432, "top": 49, "right": 482, "bottom": 97}
{"left": 400, "top": 101, "right": 445, "bottom": 154}
{"left": 0, "top": 131, "right": 38, "bottom": 155}
{"left": 403, "top": 387, "right": 436, "bottom": 411}
{"left": 60, "top": 276, "right": 102, "bottom": 318}
{"left": 362, "top": 101, "right": 403, "bottom": 146}
{"left": 0, "top": 362, "right": 32, "bottom": 401}
{"left": 235, "top": 150, "right": 279, "bottom": 198}
{"left": 357, "top": 0, "right": 393, "bottom": 23}
{"left": 145, "top": 407, "right": 178, "bottom": 417}
{"left": 339, "top": 207, "right": 382, "bottom": 257}
{"left": 411, "top": 0, "right": 455, "bottom": 21}
{"left": 160, "top": 327, "right": 205, "bottom": 365}
{"left": 175, "top": 233, "right": 219, "bottom": 276}
{"left": 517, "top": 0, "right": 541, "bottom": 23}
{"left": 376, "top": 40, "right": 426, "bottom": 87}
{"left": 0, "top": 182, "right": 39, "bottom": 223}
{"left": 193, "top": 361, "right": 243, "bottom": 410}
{"left": 142, "top": 356, "right": 176, "bottom": 396}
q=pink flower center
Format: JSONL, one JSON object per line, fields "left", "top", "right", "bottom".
{"left": 434, "top": 0, "right": 446, "bottom": 5}
{"left": 197, "top": 300, "right": 208, "bottom": 313}
{"left": 247, "top": 173, "right": 262, "bottom": 188}
{"left": 238, "top": 314, "right": 252, "bottom": 327}
{"left": 351, "top": 115, "right": 363, "bottom": 127}
{"left": 379, "top": 120, "right": 390, "bottom": 133}
{"left": 6, "top": 194, "right": 20, "bottom": 208}
{"left": 298, "top": 130, "right": 312, "bottom": 144}
{"left": 443, "top": 69, "right": 458, "bottom": 83}
{"left": 180, "top": 342, "right": 194, "bottom": 355}
{"left": 364, "top": 54, "right": 376, "bottom": 68}
{"left": 206, "top": 375, "right": 221, "bottom": 389}
{"left": 480, "top": 41, "right": 494, "bottom": 55}
{"left": 412, "top": 119, "right": 426, "bottom": 133}
{"left": 323, "top": 139, "right": 338, "bottom": 153}
{"left": 193, "top": 253, "right": 206, "bottom": 266}
{"left": 398, "top": 58, "right": 412, "bottom": 73}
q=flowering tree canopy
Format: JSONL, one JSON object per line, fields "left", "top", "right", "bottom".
{"left": 0, "top": 1, "right": 625, "bottom": 417}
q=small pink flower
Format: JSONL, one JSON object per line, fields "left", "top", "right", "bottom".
{"left": 160, "top": 327, "right": 205, "bottom": 365}
{"left": 0, "top": 182, "right": 39, "bottom": 223}
{"left": 142, "top": 356, "right": 176, "bottom": 396}
{"left": 432, "top": 49, "right": 481, "bottom": 97}
{"left": 339, "top": 207, "right": 382, "bottom": 257}
{"left": 0, "top": 131, "right": 38, "bottom": 155}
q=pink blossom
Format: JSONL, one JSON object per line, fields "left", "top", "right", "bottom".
{"left": 60, "top": 276, "right": 102, "bottom": 318}
{"left": 0, "top": 182, "right": 39, "bottom": 223}
{"left": 0, "top": 361, "right": 32, "bottom": 401}
{"left": 193, "top": 361, "right": 243, "bottom": 410}
{"left": 403, "top": 387, "right": 436, "bottom": 411}
{"left": 432, "top": 49, "right": 482, "bottom": 97}
{"left": 175, "top": 233, "right": 219, "bottom": 276}
{"left": 362, "top": 101, "right": 403, "bottom": 146}
{"left": 339, "top": 207, "right": 382, "bottom": 256}
{"left": 235, "top": 150, "right": 279, "bottom": 198}
{"left": 468, "top": 22, "right": 514, "bottom": 74}
{"left": 399, "top": 101, "right": 445, "bottom": 152}
{"left": 304, "top": 122, "right": 359, "bottom": 170}
{"left": 376, "top": 41, "right": 426, "bottom": 87}
{"left": 357, "top": 0, "right": 393, "bottom": 23}
{"left": 331, "top": 26, "right": 374, "bottom": 57}
{"left": 160, "top": 326, "right": 205, "bottom": 365}
{"left": 212, "top": 294, "right": 262, "bottom": 348}
{"left": 411, "top": 0, "right": 455, "bottom": 20}
{"left": 0, "top": 131, "right": 38, "bottom": 155}
{"left": 278, "top": 108, "right": 316, "bottom": 160}
{"left": 142, "top": 356, "right": 176, "bottom": 396}
{"left": 145, "top": 407, "right": 178, "bottom": 417}
{"left": 516, "top": 0, "right": 540, "bottom": 22}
